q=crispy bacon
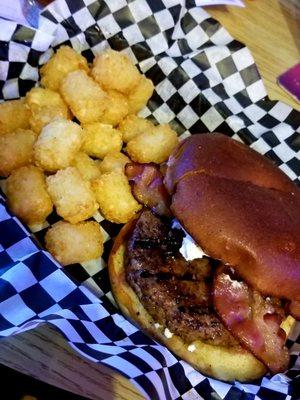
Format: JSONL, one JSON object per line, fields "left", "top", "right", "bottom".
{"left": 125, "top": 162, "right": 171, "bottom": 216}
{"left": 213, "top": 265, "right": 289, "bottom": 374}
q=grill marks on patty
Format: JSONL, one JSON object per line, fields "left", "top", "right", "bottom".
{"left": 125, "top": 210, "right": 238, "bottom": 346}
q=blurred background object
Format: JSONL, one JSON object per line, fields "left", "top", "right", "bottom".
{"left": 0, "top": 0, "right": 53, "bottom": 28}
{"left": 278, "top": 0, "right": 300, "bottom": 103}
{"left": 21, "top": 0, "right": 44, "bottom": 28}
{"left": 0, "top": 363, "right": 86, "bottom": 400}
{"left": 278, "top": 63, "right": 300, "bottom": 103}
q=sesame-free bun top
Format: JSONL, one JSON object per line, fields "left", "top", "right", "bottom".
{"left": 165, "top": 133, "right": 296, "bottom": 194}
{"left": 166, "top": 133, "right": 300, "bottom": 311}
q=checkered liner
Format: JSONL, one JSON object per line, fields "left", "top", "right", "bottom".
{"left": 0, "top": 1, "right": 299, "bottom": 399}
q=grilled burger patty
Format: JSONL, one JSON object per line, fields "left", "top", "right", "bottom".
{"left": 125, "top": 210, "right": 238, "bottom": 347}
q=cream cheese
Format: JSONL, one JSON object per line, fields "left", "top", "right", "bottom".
{"left": 172, "top": 219, "right": 208, "bottom": 261}
{"left": 164, "top": 328, "right": 173, "bottom": 338}
{"left": 187, "top": 344, "right": 196, "bottom": 352}
{"left": 223, "top": 273, "right": 243, "bottom": 289}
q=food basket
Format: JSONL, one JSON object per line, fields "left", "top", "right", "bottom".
{"left": 0, "top": 1, "right": 299, "bottom": 398}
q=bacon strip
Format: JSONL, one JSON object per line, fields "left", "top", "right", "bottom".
{"left": 125, "top": 162, "right": 171, "bottom": 216}
{"left": 213, "top": 266, "right": 289, "bottom": 374}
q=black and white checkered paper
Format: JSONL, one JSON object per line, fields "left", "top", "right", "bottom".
{"left": 0, "top": 1, "right": 299, "bottom": 399}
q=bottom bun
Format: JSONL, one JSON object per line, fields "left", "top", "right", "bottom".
{"left": 108, "top": 219, "right": 270, "bottom": 382}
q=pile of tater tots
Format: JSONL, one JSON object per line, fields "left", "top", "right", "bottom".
{"left": 0, "top": 46, "right": 179, "bottom": 266}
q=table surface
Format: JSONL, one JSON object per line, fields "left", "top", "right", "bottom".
{"left": 208, "top": 0, "right": 300, "bottom": 111}
{"left": 0, "top": 1, "right": 299, "bottom": 400}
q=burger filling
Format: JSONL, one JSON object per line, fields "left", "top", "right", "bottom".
{"left": 125, "top": 209, "right": 238, "bottom": 347}
{"left": 125, "top": 162, "right": 290, "bottom": 373}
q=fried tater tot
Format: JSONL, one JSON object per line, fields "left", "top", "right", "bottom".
{"left": 40, "top": 46, "right": 89, "bottom": 91}
{"left": 99, "top": 151, "right": 130, "bottom": 174}
{"left": 71, "top": 152, "right": 101, "bottom": 182}
{"left": 100, "top": 90, "right": 129, "bottom": 126}
{"left": 92, "top": 171, "right": 141, "bottom": 223}
{"left": 45, "top": 220, "right": 104, "bottom": 266}
{"left": 82, "top": 123, "right": 122, "bottom": 159}
{"left": 128, "top": 76, "right": 154, "bottom": 114}
{"left": 91, "top": 49, "right": 141, "bottom": 94}
{"left": 126, "top": 124, "right": 179, "bottom": 164}
{"left": 34, "top": 118, "right": 83, "bottom": 172}
{"left": 0, "top": 99, "right": 30, "bottom": 135}
{"left": 60, "top": 70, "right": 108, "bottom": 124}
{"left": 6, "top": 166, "right": 53, "bottom": 225}
{"left": 118, "top": 114, "right": 155, "bottom": 143}
{"left": 25, "top": 87, "right": 70, "bottom": 134}
{"left": 0, "top": 129, "right": 38, "bottom": 177}
{"left": 46, "top": 167, "right": 98, "bottom": 224}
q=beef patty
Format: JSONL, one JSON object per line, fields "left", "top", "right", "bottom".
{"left": 125, "top": 210, "right": 238, "bottom": 347}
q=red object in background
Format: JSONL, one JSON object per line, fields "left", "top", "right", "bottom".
{"left": 278, "top": 63, "right": 300, "bottom": 103}
{"left": 37, "top": 0, "right": 53, "bottom": 4}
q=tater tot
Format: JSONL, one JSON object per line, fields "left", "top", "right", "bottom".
{"left": 46, "top": 167, "right": 98, "bottom": 224}
{"left": 6, "top": 166, "right": 53, "bottom": 225}
{"left": 99, "top": 151, "right": 130, "bottom": 174}
{"left": 45, "top": 220, "right": 104, "bottom": 266}
{"left": 126, "top": 124, "right": 179, "bottom": 164}
{"left": 0, "top": 129, "right": 37, "bottom": 177}
{"left": 71, "top": 152, "right": 101, "bottom": 182}
{"left": 25, "top": 87, "right": 70, "bottom": 134}
{"left": 92, "top": 171, "right": 141, "bottom": 223}
{"left": 40, "top": 46, "right": 89, "bottom": 91}
{"left": 60, "top": 70, "right": 107, "bottom": 124}
{"left": 82, "top": 123, "right": 122, "bottom": 159}
{"left": 0, "top": 99, "right": 31, "bottom": 135}
{"left": 118, "top": 114, "right": 155, "bottom": 143}
{"left": 128, "top": 76, "right": 154, "bottom": 114}
{"left": 100, "top": 90, "right": 129, "bottom": 126}
{"left": 34, "top": 118, "right": 83, "bottom": 172}
{"left": 91, "top": 49, "right": 141, "bottom": 94}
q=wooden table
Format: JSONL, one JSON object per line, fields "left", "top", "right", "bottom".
{"left": 0, "top": 2, "right": 299, "bottom": 400}
{"left": 207, "top": 0, "right": 300, "bottom": 111}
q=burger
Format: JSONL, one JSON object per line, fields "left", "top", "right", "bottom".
{"left": 108, "top": 133, "right": 300, "bottom": 382}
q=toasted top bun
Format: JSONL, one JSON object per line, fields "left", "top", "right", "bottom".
{"left": 108, "top": 219, "right": 268, "bottom": 382}
{"left": 166, "top": 134, "right": 300, "bottom": 305}
{"left": 165, "top": 133, "right": 297, "bottom": 194}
